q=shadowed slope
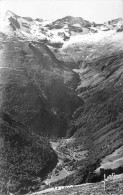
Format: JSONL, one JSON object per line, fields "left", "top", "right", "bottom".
{"left": 0, "top": 35, "right": 81, "bottom": 137}
{"left": 0, "top": 112, "right": 58, "bottom": 194}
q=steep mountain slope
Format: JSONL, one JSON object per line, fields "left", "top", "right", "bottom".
{"left": 49, "top": 31, "right": 123, "bottom": 186}
{"left": 0, "top": 34, "right": 81, "bottom": 137}
{"left": 73, "top": 51, "right": 123, "bottom": 169}
{"left": 0, "top": 112, "right": 57, "bottom": 194}
{"left": 1, "top": 10, "right": 123, "bottom": 194}
{"left": 0, "top": 13, "right": 82, "bottom": 194}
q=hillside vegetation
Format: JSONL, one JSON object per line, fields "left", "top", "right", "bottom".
{"left": 0, "top": 11, "right": 123, "bottom": 195}
{"left": 49, "top": 31, "right": 123, "bottom": 186}
{"left": 0, "top": 35, "right": 81, "bottom": 137}
{"left": 0, "top": 25, "right": 81, "bottom": 194}
{"left": 0, "top": 112, "right": 57, "bottom": 194}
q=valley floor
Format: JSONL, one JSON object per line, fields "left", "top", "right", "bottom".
{"left": 44, "top": 140, "right": 76, "bottom": 185}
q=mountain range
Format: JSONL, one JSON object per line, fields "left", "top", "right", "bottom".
{"left": 0, "top": 10, "right": 123, "bottom": 194}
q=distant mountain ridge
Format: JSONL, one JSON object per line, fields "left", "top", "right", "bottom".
{"left": 45, "top": 15, "right": 91, "bottom": 29}
{"left": 1, "top": 10, "right": 123, "bottom": 45}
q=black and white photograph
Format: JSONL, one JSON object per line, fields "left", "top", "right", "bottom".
{"left": 0, "top": 0, "right": 123, "bottom": 194}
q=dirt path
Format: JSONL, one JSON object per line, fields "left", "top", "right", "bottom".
{"left": 31, "top": 173, "right": 123, "bottom": 195}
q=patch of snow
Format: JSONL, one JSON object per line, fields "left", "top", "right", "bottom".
{"left": 62, "top": 30, "right": 116, "bottom": 48}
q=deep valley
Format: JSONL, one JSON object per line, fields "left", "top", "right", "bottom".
{"left": 0, "top": 10, "right": 123, "bottom": 195}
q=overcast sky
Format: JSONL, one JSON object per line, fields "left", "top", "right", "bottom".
{"left": 0, "top": 0, "right": 123, "bottom": 23}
